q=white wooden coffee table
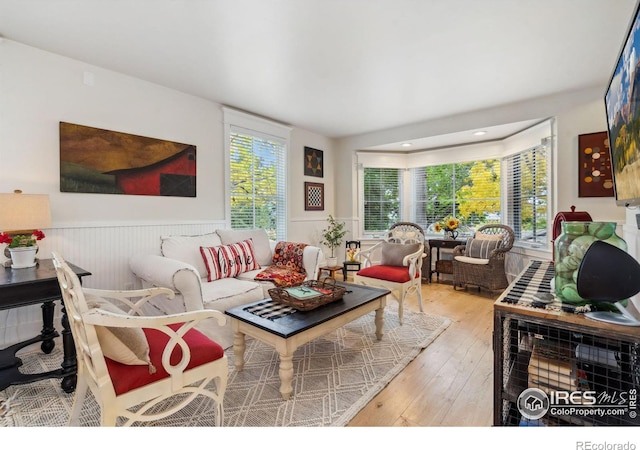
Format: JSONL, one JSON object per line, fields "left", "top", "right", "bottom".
{"left": 225, "top": 283, "right": 390, "bottom": 400}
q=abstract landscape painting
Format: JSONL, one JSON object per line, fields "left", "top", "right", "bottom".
{"left": 59, "top": 122, "right": 196, "bottom": 197}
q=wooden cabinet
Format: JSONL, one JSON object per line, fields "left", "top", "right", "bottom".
{"left": 493, "top": 261, "right": 640, "bottom": 426}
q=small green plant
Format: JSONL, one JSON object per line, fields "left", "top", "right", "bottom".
{"left": 320, "top": 215, "right": 348, "bottom": 258}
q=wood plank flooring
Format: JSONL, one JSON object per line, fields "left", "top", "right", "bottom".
{"left": 346, "top": 278, "right": 497, "bottom": 427}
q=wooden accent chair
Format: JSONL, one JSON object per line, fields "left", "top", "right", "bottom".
{"left": 451, "top": 224, "right": 515, "bottom": 293}
{"left": 353, "top": 222, "right": 425, "bottom": 324}
{"left": 52, "top": 252, "right": 228, "bottom": 426}
{"left": 342, "top": 240, "right": 361, "bottom": 280}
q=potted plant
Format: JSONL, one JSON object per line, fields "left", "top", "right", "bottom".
{"left": 320, "top": 215, "right": 347, "bottom": 267}
{"left": 0, "top": 229, "right": 46, "bottom": 269}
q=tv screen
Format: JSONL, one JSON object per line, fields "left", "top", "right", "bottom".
{"left": 605, "top": 2, "right": 640, "bottom": 207}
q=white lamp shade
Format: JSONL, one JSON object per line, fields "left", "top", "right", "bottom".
{"left": 0, "top": 192, "right": 52, "bottom": 232}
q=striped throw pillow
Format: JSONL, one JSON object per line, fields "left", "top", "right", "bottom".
{"left": 200, "top": 239, "right": 260, "bottom": 281}
{"left": 464, "top": 238, "right": 500, "bottom": 259}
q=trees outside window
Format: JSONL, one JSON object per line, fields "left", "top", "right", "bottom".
{"left": 363, "top": 168, "right": 401, "bottom": 234}
{"left": 413, "top": 159, "right": 501, "bottom": 235}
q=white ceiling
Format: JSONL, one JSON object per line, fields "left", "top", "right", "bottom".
{"left": 0, "top": 0, "right": 637, "bottom": 151}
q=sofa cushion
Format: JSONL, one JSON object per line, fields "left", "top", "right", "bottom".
{"left": 200, "top": 239, "right": 260, "bottom": 282}
{"left": 161, "top": 233, "right": 222, "bottom": 278}
{"left": 216, "top": 229, "right": 272, "bottom": 266}
{"left": 464, "top": 238, "right": 500, "bottom": 259}
{"left": 380, "top": 242, "right": 422, "bottom": 266}
{"left": 85, "top": 294, "right": 154, "bottom": 372}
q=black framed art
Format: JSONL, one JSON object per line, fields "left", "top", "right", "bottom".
{"left": 304, "top": 146, "right": 323, "bottom": 177}
{"left": 304, "top": 182, "right": 324, "bottom": 211}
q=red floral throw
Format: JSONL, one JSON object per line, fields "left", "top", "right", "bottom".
{"left": 255, "top": 241, "right": 308, "bottom": 287}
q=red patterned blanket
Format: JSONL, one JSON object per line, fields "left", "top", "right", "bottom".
{"left": 254, "top": 241, "right": 308, "bottom": 287}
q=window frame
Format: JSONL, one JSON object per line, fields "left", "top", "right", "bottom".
{"left": 223, "top": 107, "right": 292, "bottom": 240}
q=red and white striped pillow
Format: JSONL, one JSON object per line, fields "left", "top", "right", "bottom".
{"left": 200, "top": 239, "right": 260, "bottom": 281}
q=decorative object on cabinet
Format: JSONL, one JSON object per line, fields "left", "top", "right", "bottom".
{"left": 576, "top": 240, "right": 640, "bottom": 326}
{"left": 0, "top": 190, "right": 51, "bottom": 268}
{"left": 550, "top": 206, "right": 592, "bottom": 260}
{"left": 303, "top": 146, "right": 323, "bottom": 177}
{"left": 554, "top": 222, "right": 626, "bottom": 306}
{"left": 60, "top": 122, "right": 196, "bottom": 197}
{"left": 578, "top": 132, "right": 614, "bottom": 198}
{"left": 304, "top": 182, "right": 324, "bottom": 211}
{"left": 354, "top": 222, "right": 425, "bottom": 324}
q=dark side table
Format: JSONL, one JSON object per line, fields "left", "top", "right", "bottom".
{"left": 0, "top": 258, "right": 91, "bottom": 393}
{"left": 428, "top": 238, "right": 465, "bottom": 282}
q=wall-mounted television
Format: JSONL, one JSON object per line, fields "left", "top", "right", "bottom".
{"left": 605, "top": 2, "right": 640, "bottom": 207}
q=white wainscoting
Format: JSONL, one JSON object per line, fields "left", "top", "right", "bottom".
{"left": 0, "top": 221, "right": 225, "bottom": 347}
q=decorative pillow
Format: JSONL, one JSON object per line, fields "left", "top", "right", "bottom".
{"left": 200, "top": 239, "right": 260, "bottom": 282}
{"left": 161, "top": 232, "right": 222, "bottom": 278}
{"left": 380, "top": 242, "right": 421, "bottom": 267}
{"left": 85, "top": 294, "right": 155, "bottom": 373}
{"left": 464, "top": 238, "right": 500, "bottom": 259}
{"left": 216, "top": 229, "right": 272, "bottom": 267}
{"left": 476, "top": 231, "right": 504, "bottom": 241}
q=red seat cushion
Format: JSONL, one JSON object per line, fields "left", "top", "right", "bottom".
{"left": 356, "top": 265, "right": 420, "bottom": 283}
{"left": 105, "top": 323, "right": 225, "bottom": 395}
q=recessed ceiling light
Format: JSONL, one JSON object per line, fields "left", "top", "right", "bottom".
{"left": 473, "top": 131, "right": 487, "bottom": 136}
{"left": 401, "top": 143, "right": 412, "bottom": 147}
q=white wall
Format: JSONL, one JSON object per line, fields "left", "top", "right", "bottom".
{"left": 0, "top": 41, "right": 335, "bottom": 345}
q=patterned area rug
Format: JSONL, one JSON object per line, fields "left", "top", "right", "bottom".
{"left": 0, "top": 303, "right": 450, "bottom": 427}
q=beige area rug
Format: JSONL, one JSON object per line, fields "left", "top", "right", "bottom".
{"left": 0, "top": 303, "right": 450, "bottom": 427}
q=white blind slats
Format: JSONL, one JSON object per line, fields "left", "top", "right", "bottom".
{"left": 363, "top": 168, "right": 401, "bottom": 233}
{"left": 229, "top": 131, "right": 286, "bottom": 240}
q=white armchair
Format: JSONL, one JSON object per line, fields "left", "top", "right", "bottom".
{"left": 354, "top": 222, "right": 426, "bottom": 324}
{"left": 53, "top": 252, "right": 228, "bottom": 426}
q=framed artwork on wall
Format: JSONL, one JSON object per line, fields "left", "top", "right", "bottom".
{"left": 304, "top": 146, "right": 323, "bottom": 177}
{"left": 578, "top": 131, "right": 614, "bottom": 198}
{"left": 304, "top": 182, "right": 324, "bottom": 211}
{"left": 59, "top": 122, "right": 196, "bottom": 197}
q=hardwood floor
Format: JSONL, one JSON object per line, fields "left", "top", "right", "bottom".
{"left": 347, "top": 278, "right": 498, "bottom": 427}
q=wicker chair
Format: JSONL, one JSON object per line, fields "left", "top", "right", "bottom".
{"left": 452, "top": 224, "right": 514, "bottom": 294}
{"left": 353, "top": 222, "right": 426, "bottom": 324}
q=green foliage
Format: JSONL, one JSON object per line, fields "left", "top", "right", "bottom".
{"left": 320, "top": 215, "right": 348, "bottom": 257}
{"left": 363, "top": 168, "right": 400, "bottom": 232}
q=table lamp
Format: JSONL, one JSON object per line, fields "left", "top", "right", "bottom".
{"left": 0, "top": 190, "right": 52, "bottom": 266}
{"left": 576, "top": 240, "right": 640, "bottom": 326}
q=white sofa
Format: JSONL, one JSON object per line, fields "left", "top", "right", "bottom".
{"left": 129, "top": 229, "right": 322, "bottom": 348}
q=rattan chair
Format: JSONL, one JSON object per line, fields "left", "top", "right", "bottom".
{"left": 52, "top": 252, "right": 228, "bottom": 426}
{"left": 452, "top": 224, "right": 514, "bottom": 294}
{"left": 353, "top": 222, "right": 425, "bottom": 324}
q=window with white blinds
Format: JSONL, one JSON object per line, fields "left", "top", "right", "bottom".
{"left": 363, "top": 168, "right": 401, "bottom": 234}
{"left": 505, "top": 142, "right": 548, "bottom": 246}
{"left": 412, "top": 159, "right": 501, "bottom": 235}
{"left": 228, "top": 127, "right": 287, "bottom": 241}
